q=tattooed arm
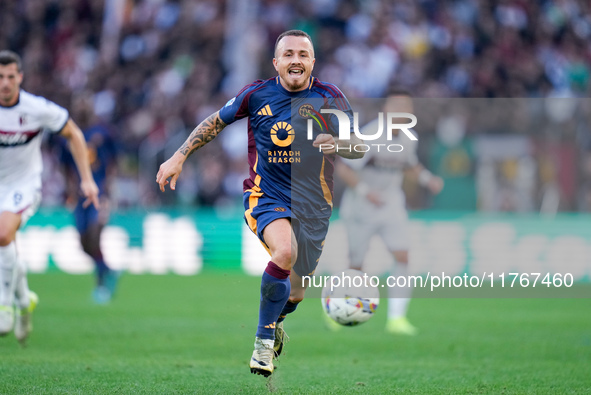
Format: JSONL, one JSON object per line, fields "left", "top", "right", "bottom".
{"left": 156, "top": 111, "right": 227, "bottom": 192}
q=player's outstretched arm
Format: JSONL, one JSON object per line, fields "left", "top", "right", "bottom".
{"left": 156, "top": 111, "right": 227, "bottom": 192}
{"left": 59, "top": 119, "right": 100, "bottom": 209}
{"left": 408, "top": 164, "right": 444, "bottom": 194}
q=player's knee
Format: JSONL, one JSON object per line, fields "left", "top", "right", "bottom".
{"left": 272, "top": 244, "right": 296, "bottom": 270}
{"left": 288, "top": 296, "right": 304, "bottom": 304}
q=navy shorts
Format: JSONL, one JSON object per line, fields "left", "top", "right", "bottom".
{"left": 74, "top": 200, "right": 99, "bottom": 234}
{"left": 243, "top": 190, "right": 329, "bottom": 277}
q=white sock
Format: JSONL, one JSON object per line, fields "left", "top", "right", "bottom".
{"left": 387, "top": 262, "right": 413, "bottom": 320}
{"left": 14, "top": 258, "right": 30, "bottom": 310}
{"left": 0, "top": 242, "right": 18, "bottom": 307}
{"left": 256, "top": 338, "right": 274, "bottom": 348}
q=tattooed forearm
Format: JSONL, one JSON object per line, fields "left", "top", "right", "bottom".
{"left": 178, "top": 112, "right": 227, "bottom": 157}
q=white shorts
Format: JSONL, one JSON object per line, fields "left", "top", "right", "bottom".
{"left": 341, "top": 190, "right": 410, "bottom": 266}
{"left": 0, "top": 178, "right": 42, "bottom": 228}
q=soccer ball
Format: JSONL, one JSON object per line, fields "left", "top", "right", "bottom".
{"left": 321, "top": 269, "right": 380, "bottom": 326}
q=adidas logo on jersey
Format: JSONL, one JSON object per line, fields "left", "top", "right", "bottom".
{"left": 257, "top": 105, "right": 273, "bottom": 116}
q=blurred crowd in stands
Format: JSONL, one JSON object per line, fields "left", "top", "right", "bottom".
{"left": 1, "top": 0, "right": 591, "bottom": 212}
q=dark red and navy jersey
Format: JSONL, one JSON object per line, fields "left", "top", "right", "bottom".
{"left": 218, "top": 76, "right": 353, "bottom": 218}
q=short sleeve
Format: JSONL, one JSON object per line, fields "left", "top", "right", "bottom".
{"left": 39, "top": 98, "right": 69, "bottom": 133}
{"left": 323, "top": 83, "right": 354, "bottom": 137}
{"left": 218, "top": 80, "right": 264, "bottom": 125}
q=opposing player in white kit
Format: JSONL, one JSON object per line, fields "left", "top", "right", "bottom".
{"left": 338, "top": 92, "right": 443, "bottom": 335}
{"left": 0, "top": 50, "right": 99, "bottom": 344}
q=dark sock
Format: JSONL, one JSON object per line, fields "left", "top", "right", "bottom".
{"left": 95, "top": 258, "right": 110, "bottom": 286}
{"left": 256, "top": 261, "right": 291, "bottom": 339}
{"left": 277, "top": 300, "right": 299, "bottom": 323}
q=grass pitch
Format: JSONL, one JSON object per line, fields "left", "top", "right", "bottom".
{"left": 0, "top": 272, "right": 589, "bottom": 394}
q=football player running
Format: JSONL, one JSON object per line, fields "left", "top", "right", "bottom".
{"left": 0, "top": 50, "right": 99, "bottom": 344}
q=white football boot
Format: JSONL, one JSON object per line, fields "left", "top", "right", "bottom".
{"left": 249, "top": 337, "right": 274, "bottom": 377}
{"left": 14, "top": 291, "right": 38, "bottom": 345}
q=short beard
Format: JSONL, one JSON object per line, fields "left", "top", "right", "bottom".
{"left": 283, "top": 77, "right": 308, "bottom": 92}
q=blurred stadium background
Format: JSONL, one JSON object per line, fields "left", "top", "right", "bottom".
{"left": 2, "top": 0, "right": 591, "bottom": 278}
